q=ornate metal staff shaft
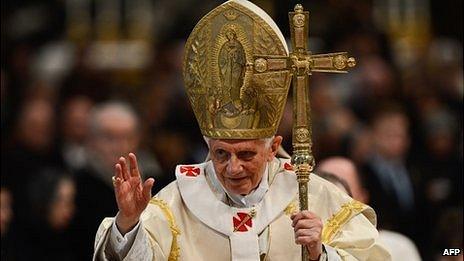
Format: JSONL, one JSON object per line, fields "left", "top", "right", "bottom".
{"left": 288, "top": 4, "right": 356, "bottom": 260}
{"left": 289, "top": 5, "right": 314, "bottom": 260}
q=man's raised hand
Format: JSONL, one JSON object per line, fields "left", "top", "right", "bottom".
{"left": 113, "top": 153, "right": 154, "bottom": 235}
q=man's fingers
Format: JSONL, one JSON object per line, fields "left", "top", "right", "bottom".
{"left": 295, "top": 228, "right": 313, "bottom": 237}
{"left": 143, "top": 178, "right": 155, "bottom": 200}
{"left": 294, "top": 219, "right": 310, "bottom": 230}
{"left": 295, "top": 235, "right": 313, "bottom": 245}
{"left": 128, "top": 153, "right": 140, "bottom": 177}
{"left": 294, "top": 218, "right": 323, "bottom": 231}
{"left": 113, "top": 164, "right": 126, "bottom": 200}
{"left": 292, "top": 211, "right": 323, "bottom": 260}
{"left": 295, "top": 228, "right": 321, "bottom": 240}
{"left": 291, "top": 211, "right": 313, "bottom": 222}
{"left": 119, "top": 157, "right": 130, "bottom": 180}
{"left": 113, "top": 164, "right": 125, "bottom": 189}
{"left": 295, "top": 234, "right": 320, "bottom": 246}
{"left": 114, "top": 163, "right": 123, "bottom": 180}
{"left": 291, "top": 211, "right": 319, "bottom": 227}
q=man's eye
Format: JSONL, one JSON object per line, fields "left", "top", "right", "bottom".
{"left": 237, "top": 151, "right": 256, "bottom": 160}
{"left": 214, "top": 149, "right": 229, "bottom": 159}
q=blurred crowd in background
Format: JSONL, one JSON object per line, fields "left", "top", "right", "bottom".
{"left": 1, "top": 0, "right": 462, "bottom": 260}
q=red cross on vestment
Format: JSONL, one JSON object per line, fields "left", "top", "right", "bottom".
{"left": 233, "top": 212, "right": 253, "bottom": 232}
{"left": 180, "top": 166, "right": 200, "bottom": 177}
{"left": 284, "top": 162, "right": 293, "bottom": 171}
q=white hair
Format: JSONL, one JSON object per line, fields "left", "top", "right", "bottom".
{"left": 89, "top": 101, "right": 139, "bottom": 136}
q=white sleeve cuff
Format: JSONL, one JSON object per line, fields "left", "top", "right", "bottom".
{"left": 109, "top": 214, "right": 140, "bottom": 258}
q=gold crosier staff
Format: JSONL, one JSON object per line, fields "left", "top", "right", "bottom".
{"left": 288, "top": 4, "right": 356, "bottom": 260}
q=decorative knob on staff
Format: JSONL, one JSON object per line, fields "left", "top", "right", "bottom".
{"left": 288, "top": 4, "right": 356, "bottom": 260}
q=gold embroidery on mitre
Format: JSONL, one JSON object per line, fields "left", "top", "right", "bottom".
{"left": 149, "top": 198, "right": 181, "bottom": 261}
{"left": 321, "top": 200, "right": 366, "bottom": 244}
{"left": 183, "top": 0, "right": 291, "bottom": 139}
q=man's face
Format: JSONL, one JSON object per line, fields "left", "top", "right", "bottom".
{"left": 91, "top": 112, "right": 139, "bottom": 171}
{"left": 209, "top": 136, "right": 281, "bottom": 195}
{"left": 318, "top": 158, "right": 369, "bottom": 204}
{"left": 373, "top": 114, "right": 410, "bottom": 160}
{"left": 62, "top": 96, "right": 93, "bottom": 143}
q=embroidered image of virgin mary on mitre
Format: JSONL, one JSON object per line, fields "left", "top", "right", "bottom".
{"left": 183, "top": 0, "right": 292, "bottom": 140}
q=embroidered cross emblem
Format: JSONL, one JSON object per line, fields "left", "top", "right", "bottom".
{"left": 284, "top": 162, "right": 293, "bottom": 171}
{"left": 180, "top": 166, "right": 200, "bottom": 177}
{"left": 233, "top": 210, "right": 255, "bottom": 232}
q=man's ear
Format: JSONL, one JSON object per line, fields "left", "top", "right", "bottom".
{"left": 268, "top": 136, "right": 283, "bottom": 161}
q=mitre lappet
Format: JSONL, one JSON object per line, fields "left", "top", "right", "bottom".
{"left": 183, "top": 0, "right": 291, "bottom": 139}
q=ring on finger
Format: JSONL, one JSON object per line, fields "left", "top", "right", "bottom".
{"left": 112, "top": 176, "right": 120, "bottom": 185}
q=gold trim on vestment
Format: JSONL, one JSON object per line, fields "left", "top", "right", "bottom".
{"left": 321, "top": 200, "right": 366, "bottom": 244}
{"left": 284, "top": 199, "right": 298, "bottom": 216}
{"left": 149, "top": 198, "right": 181, "bottom": 261}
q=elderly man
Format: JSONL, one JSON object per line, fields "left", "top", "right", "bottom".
{"left": 72, "top": 101, "right": 162, "bottom": 260}
{"left": 94, "top": 1, "right": 389, "bottom": 260}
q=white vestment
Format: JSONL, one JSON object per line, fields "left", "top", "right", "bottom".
{"left": 94, "top": 158, "right": 390, "bottom": 260}
{"left": 378, "top": 230, "right": 421, "bottom": 261}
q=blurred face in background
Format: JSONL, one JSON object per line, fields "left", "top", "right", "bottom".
{"left": 0, "top": 188, "right": 12, "bottom": 237}
{"left": 89, "top": 105, "right": 140, "bottom": 172}
{"left": 62, "top": 96, "right": 93, "bottom": 144}
{"left": 16, "top": 99, "right": 54, "bottom": 151}
{"left": 317, "top": 157, "right": 369, "bottom": 204}
{"left": 348, "top": 128, "right": 373, "bottom": 165}
{"left": 372, "top": 113, "right": 410, "bottom": 160}
{"left": 48, "top": 179, "right": 76, "bottom": 230}
{"left": 360, "top": 56, "right": 394, "bottom": 99}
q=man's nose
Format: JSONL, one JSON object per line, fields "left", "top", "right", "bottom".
{"left": 227, "top": 155, "right": 243, "bottom": 175}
